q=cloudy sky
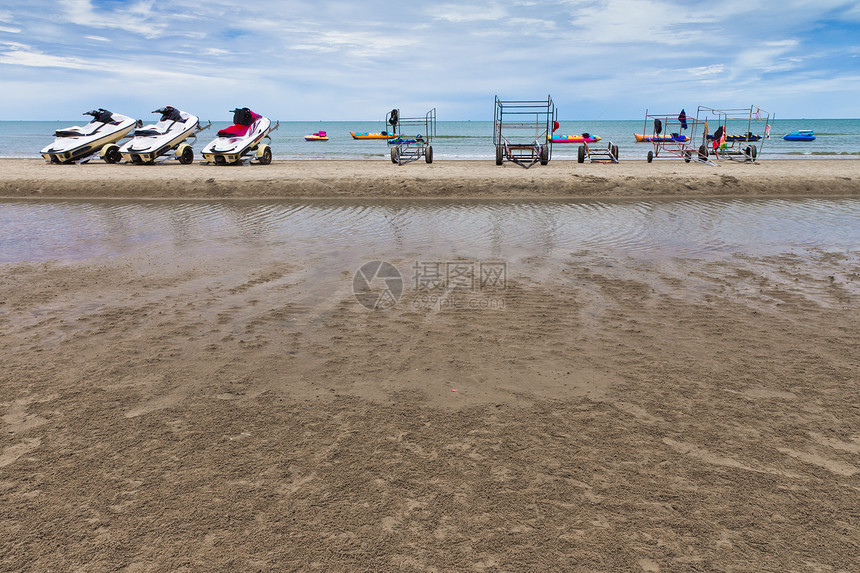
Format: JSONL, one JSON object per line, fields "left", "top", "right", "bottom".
{"left": 1, "top": 0, "right": 858, "bottom": 120}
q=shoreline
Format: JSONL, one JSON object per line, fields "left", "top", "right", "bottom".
{"left": 1, "top": 158, "right": 858, "bottom": 199}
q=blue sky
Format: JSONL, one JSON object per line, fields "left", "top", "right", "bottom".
{"left": 0, "top": 0, "right": 858, "bottom": 120}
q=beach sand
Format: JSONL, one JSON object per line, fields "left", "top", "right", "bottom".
{"left": 1, "top": 157, "right": 858, "bottom": 199}
{"left": 2, "top": 161, "right": 859, "bottom": 571}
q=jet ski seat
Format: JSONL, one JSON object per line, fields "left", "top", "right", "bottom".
{"left": 134, "top": 120, "right": 181, "bottom": 137}
{"left": 54, "top": 109, "right": 119, "bottom": 137}
{"left": 134, "top": 106, "right": 186, "bottom": 136}
{"left": 54, "top": 124, "right": 104, "bottom": 137}
{"left": 217, "top": 107, "right": 262, "bottom": 138}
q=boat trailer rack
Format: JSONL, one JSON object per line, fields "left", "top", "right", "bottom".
{"left": 578, "top": 141, "right": 619, "bottom": 163}
{"left": 696, "top": 106, "right": 774, "bottom": 162}
{"left": 386, "top": 108, "right": 436, "bottom": 165}
{"left": 493, "top": 95, "right": 556, "bottom": 168}
{"left": 641, "top": 110, "right": 713, "bottom": 165}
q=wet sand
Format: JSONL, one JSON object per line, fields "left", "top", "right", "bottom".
{"left": 2, "top": 194, "right": 860, "bottom": 569}
{"left": 1, "top": 157, "right": 859, "bottom": 199}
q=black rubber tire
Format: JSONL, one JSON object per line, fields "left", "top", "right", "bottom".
{"left": 684, "top": 151, "right": 692, "bottom": 163}
{"left": 104, "top": 146, "right": 121, "bottom": 164}
{"left": 214, "top": 155, "right": 226, "bottom": 165}
{"left": 425, "top": 145, "right": 433, "bottom": 164}
{"left": 750, "top": 146, "right": 757, "bottom": 160}
{"left": 611, "top": 145, "right": 619, "bottom": 161}
{"left": 391, "top": 147, "right": 398, "bottom": 164}
{"left": 698, "top": 145, "right": 708, "bottom": 160}
{"left": 179, "top": 146, "right": 193, "bottom": 165}
{"left": 577, "top": 145, "right": 585, "bottom": 163}
{"left": 539, "top": 145, "right": 549, "bottom": 165}
{"left": 258, "top": 146, "right": 272, "bottom": 165}
{"left": 647, "top": 150, "right": 654, "bottom": 163}
{"left": 131, "top": 155, "right": 144, "bottom": 165}
{"left": 495, "top": 145, "right": 503, "bottom": 165}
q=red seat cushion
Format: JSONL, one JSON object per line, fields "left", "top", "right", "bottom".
{"left": 217, "top": 124, "right": 251, "bottom": 138}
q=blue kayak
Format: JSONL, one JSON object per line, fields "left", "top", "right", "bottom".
{"left": 784, "top": 130, "right": 815, "bottom": 141}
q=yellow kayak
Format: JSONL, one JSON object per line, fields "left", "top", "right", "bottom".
{"left": 350, "top": 132, "right": 395, "bottom": 140}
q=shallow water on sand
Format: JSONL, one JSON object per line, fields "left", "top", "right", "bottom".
{"left": 1, "top": 198, "right": 858, "bottom": 265}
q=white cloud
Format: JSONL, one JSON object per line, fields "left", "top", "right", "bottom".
{"left": 688, "top": 64, "right": 725, "bottom": 77}
{"left": 59, "top": 0, "right": 168, "bottom": 39}
{"left": 434, "top": 3, "right": 508, "bottom": 22}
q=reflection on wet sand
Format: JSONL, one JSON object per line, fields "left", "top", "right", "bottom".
{"left": 1, "top": 197, "right": 859, "bottom": 264}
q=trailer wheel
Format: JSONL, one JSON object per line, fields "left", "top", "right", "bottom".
{"left": 539, "top": 145, "right": 549, "bottom": 165}
{"left": 747, "top": 146, "right": 757, "bottom": 161}
{"left": 495, "top": 145, "right": 503, "bottom": 165}
{"left": 177, "top": 144, "right": 194, "bottom": 165}
{"left": 684, "top": 151, "right": 692, "bottom": 163}
{"left": 647, "top": 150, "right": 654, "bottom": 163}
{"left": 611, "top": 145, "right": 619, "bottom": 161}
{"left": 214, "top": 155, "right": 226, "bottom": 165}
{"left": 257, "top": 144, "right": 272, "bottom": 165}
{"left": 698, "top": 145, "right": 708, "bottom": 160}
{"left": 131, "top": 155, "right": 144, "bottom": 165}
{"left": 391, "top": 147, "right": 398, "bottom": 164}
{"left": 425, "top": 145, "right": 433, "bottom": 164}
{"left": 102, "top": 144, "right": 121, "bottom": 164}
{"left": 577, "top": 145, "right": 585, "bottom": 163}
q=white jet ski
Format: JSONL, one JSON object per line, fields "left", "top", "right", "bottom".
{"left": 201, "top": 107, "right": 277, "bottom": 165}
{"left": 41, "top": 109, "right": 137, "bottom": 164}
{"left": 117, "top": 106, "right": 210, "bottom": 164}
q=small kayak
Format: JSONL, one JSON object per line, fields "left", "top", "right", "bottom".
{"left": 305, "top": 130, "right": 328, "bottom": 141}
{"left": 634, "top": 133, "right": 688, "bottom": 142}
{"left": 551, "top": 134, "right": 602, "bottom": 143}
{"left": 783, "top": 130, "right": 815, "bottom": 141}
{"left": 350, "top": 132, "right": 395, "bottom": 140}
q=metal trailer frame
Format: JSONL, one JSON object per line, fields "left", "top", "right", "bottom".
{"left": 386, "top": 108, "right": 436, "bottom": 165}
{"left": 641, "top": 110, "right": 713, "bottom": 165}
{"left": 577, "top": 140, "right": 619, "bottom": 163}
{"left": 695, "top": 106, "right": 774, "bottom": 162}
{"left": 493, "top": 95, "right": 556, "bottom": 168}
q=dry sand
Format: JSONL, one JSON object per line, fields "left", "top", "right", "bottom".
{"left": 1, "top": 162, "right": 860, "bottom": 571}
{"left": 1, "top": 157, "right": 858, "bottom": 199}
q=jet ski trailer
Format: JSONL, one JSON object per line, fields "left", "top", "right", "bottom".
{"left": 493, "top": 95, "right": 556, "bottom": 168}
{"left": 116, "top": 106, "right": 210, "bottom": 164}
{"left": 386, "top": 108, "right": 436, "bottom": 165}
{"left": 41, "top": 109, "right": 138, "bottom": 164}
{"left": 201, "top": 108, "right": 278, "bottom": 165}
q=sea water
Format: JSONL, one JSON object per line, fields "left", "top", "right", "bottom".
{"left": 3, "top": 119, "right": 858, "bottom": 162}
